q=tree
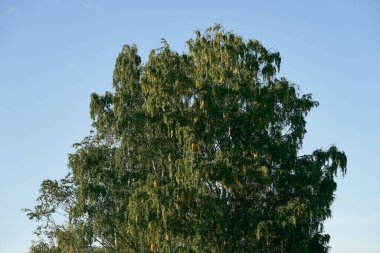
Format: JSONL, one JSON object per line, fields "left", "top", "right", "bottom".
{"left": 26, "top": 24, "right": 347, "bottom": 252}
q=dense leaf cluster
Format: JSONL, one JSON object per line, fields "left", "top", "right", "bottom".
{"left": 26, "top": 25, "right": 346, "bottom": 253}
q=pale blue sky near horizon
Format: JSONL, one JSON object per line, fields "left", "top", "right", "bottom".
{"left": 0, "top": 0, "right": 379, "bottom": 252}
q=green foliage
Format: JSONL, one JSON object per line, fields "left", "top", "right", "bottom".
{"left": 26, "top": 25, "right": 346, "bottom": 252}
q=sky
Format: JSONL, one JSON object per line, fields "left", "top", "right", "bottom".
{"left": 0, "top": 0, "right": 379, "bottom": 252}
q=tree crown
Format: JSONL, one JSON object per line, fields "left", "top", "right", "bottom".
{"left": 26, "top": 24, "right": 346, "bottom": 253}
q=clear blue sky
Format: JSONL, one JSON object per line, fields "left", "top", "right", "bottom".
{"left": 0, "top": 1, "right": 379, "bottom": 252}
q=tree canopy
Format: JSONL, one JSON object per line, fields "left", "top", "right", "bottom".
{"left": 26, "top": 24, "right": 347, "bottom": 253}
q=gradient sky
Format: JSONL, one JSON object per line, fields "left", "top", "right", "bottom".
{"left": 0, "top": 1, "right": 379, "bottom": 252}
